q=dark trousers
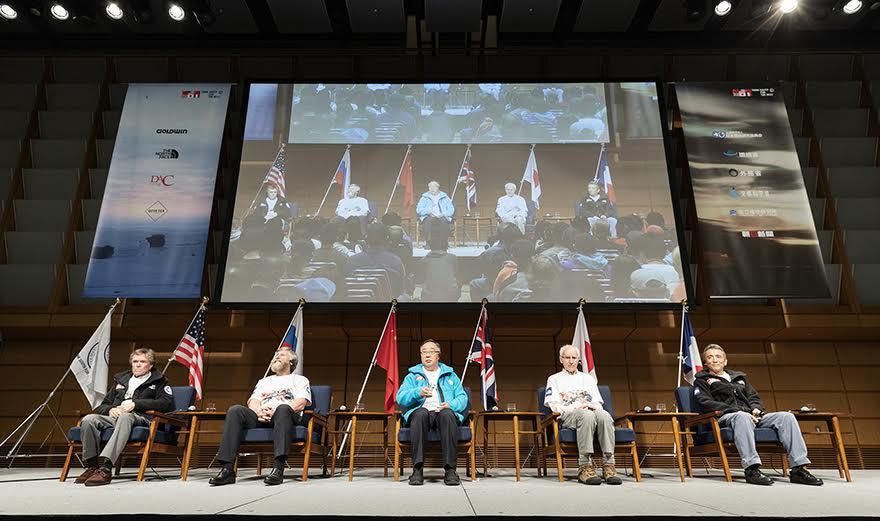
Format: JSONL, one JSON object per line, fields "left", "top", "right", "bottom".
{"left": 217, "top": 404, "right": 300, "bottom": 464}
{"left": 408, "top": 408, "right": 458, "bottom": 469}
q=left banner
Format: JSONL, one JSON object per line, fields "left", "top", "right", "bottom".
{"left": 83, "top": 84, "right": 230, "bottom": 298}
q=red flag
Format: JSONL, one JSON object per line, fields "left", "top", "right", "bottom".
{"left": 399, "top": 150, "right": 414, "bottom": 215}
{"left": 572, "top": 306, "right": 597, "bottom": 380}
{"left": 375, "top": 310, "right": 399, "bottom": 413}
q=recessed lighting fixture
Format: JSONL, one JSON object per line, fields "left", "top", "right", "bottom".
{"left": 842, "top": 0, "right": 862, "bottom": 14}
{"left": 779, "top": 0, "right": 799, "bottom": 13}
{"left": 50, "top": 2, "right": 70, "bottom": 20}
{"left": 0, "top": 3, "right": 18, "bottom": 19}
{"left": 715, "top": 0, "right": 733, "bottom": 16}
{"left": 106, "top": 2, "right": 124, "bottom": 19}
{"left": 167, "top": 3, "right": 185, "bottom": 21}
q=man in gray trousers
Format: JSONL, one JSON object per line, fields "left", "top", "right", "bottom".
{"left": 74, "top": 348, "right": 173, "bottom": 486}
{"left": 694, "top": 344, "right": 823, "bottom": 486}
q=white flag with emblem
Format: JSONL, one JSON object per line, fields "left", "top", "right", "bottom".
{"left": 70, "top": 309, "right": 113, "bottom": 408}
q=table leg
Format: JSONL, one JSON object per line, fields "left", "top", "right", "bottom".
{"left": 181, "top": 416, "right": 198, "bottom": 481}
{"left": 671, "top": 418, "right": 685, "bottom": 483}
{"left": 348, "top": 416, "right": 357, "bottom": 482}
{"left": 482, "top": 416, "right": 489, "bottom": 478}
{"left": 533, "top": 417, "right": 541, "bottom": 478}
{"left": 512, "top": 415, "right": 521, "bottom": 482}
{"left": 829, "top": 417, "right": 852, "bottom": 482}
{"left": 330, "top": 417, "right": 338, "bottom": 477}
{"left": 383, "top": 417, "right": 389, "bottom": 478}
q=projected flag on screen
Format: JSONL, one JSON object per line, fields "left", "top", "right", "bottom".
{"left": 399, "top": 148, "right": 414, "bottom": 214}
{"left": 459, "top": 157, "right": 477, "bottom": 212}
{"left": 171, "top": 304, "right": 207, "bottom": 399}
{"left": 521, "top": 147, "right": 541, "bottom": 209}
{"left": 333, "top": 147, "right": 352, "bottom": 199}
{"left": 264, "top": 145, "right": 287, "bottom": 198}
{"left": 594, "top": 144, "right": 616, "bottom": 203}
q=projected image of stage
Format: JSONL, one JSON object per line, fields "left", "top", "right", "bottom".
{"left": 220, "top": 82, "right": 686, "bottom": 304}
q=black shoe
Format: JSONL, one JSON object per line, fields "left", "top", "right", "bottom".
{"left": 444, "top": 468, "right": 461, "bottom": 486}
{"left": 790, "top": 466, "right": 824, "bottom": 486}
{"left": 263, "top": 468, "right": 284, "bottom": 486}
{"left": 408, "top": 468, "right": 424, "bottom": 486}
{"left": 744, "top": 465, "right": 773, "bottom": 486}
{"left": 209, "top": 467, "right": 236, "bottom": 486}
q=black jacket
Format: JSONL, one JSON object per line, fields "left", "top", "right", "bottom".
{"left": 94, "top": 370, "right": 174, "bottom": 416}
{"left": 577, "top": 196, "right": 617, "bottom": 219}
{"left": 693, "top": 369, "right": 765, "bottom": 415}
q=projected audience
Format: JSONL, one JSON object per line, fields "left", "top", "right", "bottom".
{"left": 496, "top": 182, "right": 528, "bottom": 233}
{"left": 416, "top": 181, "right": 455, "bottom": 245}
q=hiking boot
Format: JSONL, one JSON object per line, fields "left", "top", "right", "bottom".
{"left": 789, "top": 466, "right": 823, "bottom": 486}
{"left": 408, "top": 467, "right": 424, "bottom": 486}
{"left": 74, "top": 467, "right": 99, "bottom": 484}
{"left": 744, "top": 465, "right": 773, "bottom": 486}
{"left": 84, "top": 467, "right": 112, "bottom": 487}
{"left": 578, "top": 463, "right": 602, "bottom": 485}
{"left": 603, "top": 464, "right": 622, "bottom": 485}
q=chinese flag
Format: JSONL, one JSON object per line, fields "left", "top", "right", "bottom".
{"left": 375, "top": 309, "right": 399, "bottom": 413}
{"left": 399, "top": 149, "right": 414, "bottom": 215}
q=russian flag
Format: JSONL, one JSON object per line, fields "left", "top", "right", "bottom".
{"left": 680, "top": 311, "right": 702, "bottom": 385}
{"left": 280, "top": 307, "right": 304, "bottom": 376}
{"left": 595, "top": 146, "right": 616, "bottom": 203}
{"left": 333, "top": 148, "right": 352, "bottom": 199}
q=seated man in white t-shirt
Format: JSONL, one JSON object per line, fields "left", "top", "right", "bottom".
{"left": 544, "top": 344, "right": 621, "bottom": 485}
{"left": 335, "top": 184, "right": 371, "bottom": 242}
{"left": 210, "top": 348, "right": 311, "bottom": 487}
{"left": 496, "top": 182, "right": 528, "bottom": 233}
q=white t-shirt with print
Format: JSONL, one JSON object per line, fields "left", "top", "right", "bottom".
{"left": 420, "top": 367, "right": 442, "bottom": 412}
{"left": 249, "top": 374, "right": 312, "bottom": 410}
{"left": 544, "top": 370, "right": 603, "bottom": 414}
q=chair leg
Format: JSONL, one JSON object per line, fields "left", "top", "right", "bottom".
{"left": 234, "top": 456, "right": 239, "bottom": 474}
{"left": 60, "top": 443, "right": 75, "bottom": 482}
{"left": 115, "top": 457, "right": 123, "bottom": 477}
{"left": 302, "top": 418, "right": 315, "bottom": 482}
{"left": 552, "top": 421, "right": 564, "bottom": 482}
{"left": 469, "top": 442, "right": 476, "bottom": 482}
{"left": 709, "top": 420, "right": 732, "bottom": 483}
{"left": 393, "top": 419, "right": 401, "bottom": 482}
{"left": 781, "top": 453, "right": 789, "bottom": 477}
{"left": 137, "top": 420, "right": 160, "bottom": 482}
{"left": 256, "top": 455, "right": 263, "bottom": 477}
{"left": 684, "top": 443, "right": 693, "bottom": 478}
{"left": 630, "top": 443, "right": 641, "bottom": 482}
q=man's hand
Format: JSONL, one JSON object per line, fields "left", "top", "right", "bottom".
{"left": 119, "top": 401, "right": 135, "bottom": 413}
{"left": 438, "top": 402, "right": 450, "bottom": 410}
{"left": 258, "top": 405, "right": 274, "bottom": 422}
{"left": 108, "top": 407, "right": 123, "bottom": 418}
{"left": 419, "top": 387, "right": 434, "bottom": 398}
{"left": 751, "top": 408, "right": 763, "bottom": 424}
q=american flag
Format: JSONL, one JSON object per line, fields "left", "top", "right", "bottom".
{"left": 458, "top": 153, "right": 477, "bottom": 212}
{"left": 468, "top": 307, "right": 497, "bottom": 410}
{"left": 264, "top": 145, "right": 287, "bottom": 198}
{"left": 171, "top": 306, "right": 207, "bottom": 399}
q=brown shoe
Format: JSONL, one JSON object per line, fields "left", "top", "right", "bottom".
{"left": 603, "top": 464, "right": 622, "bottom": 485}
{"left": 84, "top": 467, "right": 112, "bottom": 487}
{"left": 74, "top": 467, "right": 99, "bottom": 484}
{"left": 578, "top": 463, "right": 602, "bottom": 485}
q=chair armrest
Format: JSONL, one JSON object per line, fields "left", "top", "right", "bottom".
{"left": 683, "top": 411, "right": 723, "bottom": 428}
{"left": 145, "top": 411, "right": 189, "bottom": 427}
{"left": 538, "top": 413, "right": 559, "bottom": 432}
{"left": 303, "top": 410, "right": 329, "bottom": 428}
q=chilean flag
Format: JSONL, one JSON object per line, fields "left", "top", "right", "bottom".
{"left": 572, "top": 306, "right": 596, "bottom": 380}
{"left": 333, "top": 148, "right": 352, "bottom": 199}
{"left": 680, "top": 310, "right": 703, "bottom": 385}
{"left": 595, "top": 145, "right": 616, "bottom": 203}
{"left": 280, "top": 306, "right": 304, "bottom": 376}
{"left": 520, "top": 147, "right": 541, "bottom": 209}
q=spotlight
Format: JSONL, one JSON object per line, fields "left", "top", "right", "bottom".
{"left": 714, "top": 0, "right": 733, "bottom": 15}
{"left": 0, "top": 3, "right": 17, "bottom": 19}
{"left": 105, "top": 1, "right": 123, "bottom": 19}
{"left": 842, "top": 0, "right": 862, "bottom": 13}
{"left": 49, "top": 2, "right": 69, "bottom": 19}
{"left": 779, "top": 0, "right": 798, "bottom": 13}
{"left": 167, "top": 2, "right": 185, "bottom": 21}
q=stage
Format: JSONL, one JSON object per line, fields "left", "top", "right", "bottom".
{"left": 0, "top": 468, "right": 875, "bottom": 519}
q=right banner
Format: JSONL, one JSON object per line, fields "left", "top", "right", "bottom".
{"left": 675, "top": 82, "right": 829, "bottom": 299}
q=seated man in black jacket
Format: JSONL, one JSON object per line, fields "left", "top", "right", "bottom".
{"left": 75, "top": 348, "right": 173, "bottom": 486}
{"left": 694, "top": 344, "right": 823, "bottom": 486}
{"left": 576, "top": 182, "right": 618, "bottom": 238}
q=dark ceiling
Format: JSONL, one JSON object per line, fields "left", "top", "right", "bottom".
{"left": 1, "top": 0, "right": 879, "bottom": 50}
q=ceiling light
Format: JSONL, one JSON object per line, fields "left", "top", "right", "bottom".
{"left": 0, "top": 3, "right": 17, "bottom": 19}
{"left": 105, "top": 1, "right": 123, "bottom": 19}
{"left": 842, "top": 0, "right": 862, "bottom": 13}
{"left": 715, "top": 0, "right": 733, "bottom": 15}
{"left": 50, "top": 2, "right": 69, "bottom": 20}
{"left": 167, "top": 2, "right": 185, "bottom": 21}
{"left": 779, "top": 0, "right": 798, "bottom": 13}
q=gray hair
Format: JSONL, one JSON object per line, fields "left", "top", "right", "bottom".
{"left": 275, "top": 347, "right": 299, "bottom": 371}
{"left": 349, "top": 183, "right": 360, "bottom": 193}
{"left": 558, "top": 344, "right": 579, "bottom": 358}
{"left": 505, "top": 182, "right": 516, "bottom": 191}
{"left": 419, "top": 339, "right": 441, "bottom": 354}
{"left": 702, "top": 343, "right": 725, "bottom": 357}
{"left": 428, "top": 180, "right": 440, "bottom": 189}
{"left": 130, "top": 348, "right": 156, "bottom": 365}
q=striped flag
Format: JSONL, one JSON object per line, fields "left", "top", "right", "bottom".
{"left": 170, "top": 305, "right": 207, "bottom": 399}
{"left": 280, "top": 307, "right": 304, "bottom": 376}
{"left": 520, "top": 147, "right": 541, "bottom": 209}
{"left": 264, "top": 145, "right": 287, "bottom": 198}
{"left": 680, "top": 310, "right": 703, "bottom": 385}
{"left": 572, "top": 306, "right": 597, "bottom": 380}
{"left": 594, "top": 144, "right": 616, "bottom": 203}
{"left": 333, "top": 147, "right": 352, "bottom": 199}
{"left": 468, "top": 307, "right": 497, "bottom": 410}
{"left": 458, "top": 157, "right": 477, "bottom": 212}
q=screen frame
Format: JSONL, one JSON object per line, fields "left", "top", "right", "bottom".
{"left": 214, "top": 77, "right": 693, "bottom": 311}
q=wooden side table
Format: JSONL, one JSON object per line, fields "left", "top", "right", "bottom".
{"left": 791, "top": 411, "right": 853, "bottom": 482}
{"left": 619, "top": 411, "right": 697, "bottom": 482}
{"left": 328, "top": 411, "right": 392, "bottom": 481}
{"left": 477, "top": 411, "right": 543, "bottom": 481}
{"left": 172, "top": 410, "right": 228, "bottom": 481}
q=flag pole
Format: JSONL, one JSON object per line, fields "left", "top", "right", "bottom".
{"left": 676, "top": 299, "right": 687, "bottom": 390}
{"left": 384, "top": 145, "right": 413, "bottom": 215}
{"left": 163, "top": 296, "right": 210, "bottom": 374}
{"left": 314, "top": 145, "right": 351, "bottom": 216}
{"left": 245, "top": 144, "right": 285, "bottom": 218}
{"left": 450, "top": 145, "right": 471, "bottom": 202}
{"left": 263, "top": 298, "right": 306, "bottom": 378}
{"left": 592, "top": 142, "right": 605, "bottom": 182}
{"left": 0, "top": 298, "right": 122, "bottom": 456}
{"left": 518, "top": 144, "right": 536, "bottom": 196}
{"left": 460, "top": 298, "right": 488, "bottom": 383}
{"left": 337, "top": 300, "right": 397, "bottom": 460}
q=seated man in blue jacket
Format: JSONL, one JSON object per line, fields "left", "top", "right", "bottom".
{"left": 396, "top": 340, "right": 468, "bottom": 486}
{"left": 416, "top": 181, "right": 455, "bottom": 246}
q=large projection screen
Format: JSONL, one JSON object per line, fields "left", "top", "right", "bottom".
{"left": 220, "top": 82, "right": 687, "bottom": 304}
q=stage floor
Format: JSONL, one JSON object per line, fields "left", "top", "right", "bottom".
{"left": 0, "top": 468, "right": 875, "bottom": 517}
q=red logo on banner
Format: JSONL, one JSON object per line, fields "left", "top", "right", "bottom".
{"left": 732, "top": 89, "right": 753, "bottom": 97}
{"left": 181, "top": 90, "right": 201, "bottom": 99}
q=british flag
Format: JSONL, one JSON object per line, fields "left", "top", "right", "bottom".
{"left": 264, "top": 145, "right": 287, "bottom": 198}
{"left": 458, "top": 150, "right": 477, "bottom": 212}
{"left": 170, "top": 305, "right": 207, "bottom": 400}
{"left": 468, "top": 307, "right": 497, "bottom": 410}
